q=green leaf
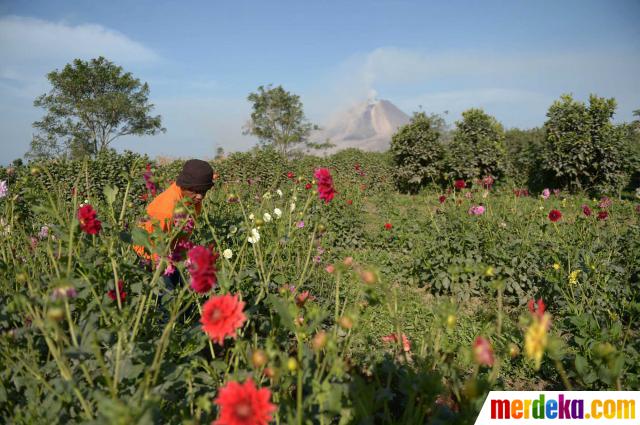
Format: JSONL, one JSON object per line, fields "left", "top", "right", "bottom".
{"left": 103, "top": 184, "right": 119, "bottom": 206}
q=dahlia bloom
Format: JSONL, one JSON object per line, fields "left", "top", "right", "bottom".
{"left": 143, "top": 164, "right": 157, "bottom": 197}
{"left": 581, "top": 205, "right": 592, "bottom": 217}
{"left": 77, "top": 204, "right": 102, "bottom": 235}
{"left": 187, "top": 245, "right": 219, "bottom": 294}
{"left": 438, "top": 195, "right": 446, "bottom": 204}
{"left": 0, "top": 180, "right": 8, "bottom": 198}
{"left": 247, "top": 228, "right": 260, "bottom": 244}
{"left": 273, "top": 208, "right": 282, "bottom": 219}
{"left": 548, "top": 209, "right": 562, "bottom": 222}
{"left": 223, "top": 249, "right": 233, "bottom": 259}
{"left": 38, "top": 225, "right": 49, "bottom": 240}
{"left": 314, "top": 168, "right": 336, "bottom": 204}
{"left": 384, "top": 223, "right": 392, "bottom": 230}
{"left": 381, "top": 333, "right": 411, "bottom": 352}
{"left": 525, "top": 302, "right": 551, "bottom": 371}
{"left": 201, "top": 294, "right": 247, "bottom": 344}
{"left": 107, "top": 280, "right": 127, "bottom": 303}
{"left": 598, "top": 196, "right": 612, "bottom": 209}
{"left": 541, "top": 188, "right": 550, "bottom": 200}
{"left": 597, "top": 211, "right": 608, "bottom": 221}
{"left": 213, "top": 378, "right": 275, "bottom": 425}
{"left": 468, "top": 205, "right": 485, "bottom": 216}
{"left": 473, "top": 336, "right": 495, "bottom": 367}
{"left": 454, "top": 179, "right": 466, "bottom": 190}
{"left": 481, "top": 175, "right": 494, "bottom": 189}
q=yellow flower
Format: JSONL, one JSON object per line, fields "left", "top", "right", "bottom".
{"left": 552, "top": 263, "right": 560, "bottom": 271}
{"left": 525, "top": 313, "right": 551, "bottom": 370}
{"left": 568, "top": 270, "right": 581, "bottom": 285}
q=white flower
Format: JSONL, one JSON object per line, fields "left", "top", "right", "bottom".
{"left": 248, "top": 213, "right": 255, "bottom": 221}
{"left": 223, "top": 248, "right": 233, "bottom": 259}
{"left": 263, "top": 212, "right": 272, "bottom": 222}
{"left": 248, "top": 228, "right": 260, "bottom": 244}
{"left": 0, "top": 180, "right": 8, "bottom": 198}
{"left": 273, "top": 208, "right": 282, "bottom": 219}
{"left": 276, "top": 189, "right": 283, "bottom": 197}
{"left": 290, "top": 202, "right": 296, "bottom": 212}
{"left": 263, "top": 192, "right": 272, "bottom": 199}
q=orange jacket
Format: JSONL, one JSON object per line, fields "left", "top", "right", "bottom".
{"left": 133, "top": 182, "right": 201, "bottom": 259}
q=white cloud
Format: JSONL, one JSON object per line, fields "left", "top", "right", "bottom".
{"left": 307, "top": 46, "right": 640, "bottom": 126}
{"left": 0, "top": 15, "right": 159, "bottom": 98}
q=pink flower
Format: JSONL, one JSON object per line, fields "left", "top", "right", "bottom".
{"left": 473, "top": 336, "right": 495, "bottom": 367}
{"left": 541, "top": 189, "right": 550, "bottom": 200}
{"left": 468, "top": 205, "right": 485, "bottom": 216}
{"left": 381, "top": 333, "right": 411, "bottom": 352}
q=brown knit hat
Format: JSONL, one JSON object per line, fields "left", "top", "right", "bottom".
{"left": 176, "top": 159, "right": 214, "bottom": 193}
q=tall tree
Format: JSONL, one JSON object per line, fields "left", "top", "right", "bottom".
{"left": 543, "top": 94, "right": 630, "bottom": 193}
{"left": 447, "top": 108, "right": 507, "bottom": 181}
{"left": 28, "top": 57, "right": 165, "bottom": 160}
{"left": 243, "top": 85, "right": 317, "bottom": 156}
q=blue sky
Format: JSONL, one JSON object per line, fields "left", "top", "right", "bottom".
{"left": 1, "top": 0, "right": 639, "bottom": 163}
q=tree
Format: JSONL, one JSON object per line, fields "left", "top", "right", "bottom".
{"left": 542, "top": 94, "right": 631, "bottom": 193}
{"left": 390, "top": 112, "right": 446, "bottom": 193}
{"left": 504, "top": 127, "right": 545, "bottom": 186}
{"left": 243, "top": 85, "right": 317, "bottom": 157}
{"left": 27, "top": 57, "right": 165, "bottom": 160}
{"left": 447, "top": 108, "right": 506, "bottom": 182}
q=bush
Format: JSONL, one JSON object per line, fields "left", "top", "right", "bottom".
{"left": 447, "top": 109, "right": 507, "bottom": 183}
{"left": 390, "top": 112, "right": 446, "bottom": 193}
{"left": 504, "top": 127, "right": 546, "bottom": 188}
{"left": 542, "top": 94, "right": 632, "bottom": 194}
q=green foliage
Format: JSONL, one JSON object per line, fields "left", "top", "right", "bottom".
{"left": 542, "top": 94, "right": 632, "bottom": 194}
{"left": 447, "top": 108, "right": 507, "bottom": 182}
{"left": 504, "top": 127, "right": 546, "bottom": 187}
{"left": 28, "top": 57, "right": 165, "bottom": 160}
{"left": 244, "top": 85, "right": 318, "bottom": 156}
{"left": 391, "top": 112, "right": 446, "bottom": 193}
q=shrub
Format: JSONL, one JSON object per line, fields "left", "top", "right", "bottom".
{"left": 542, "top": 94, "right": 632, "bottom": 194}
{"left": 390, "top": 112, "right": 446, "bottom": 193}
{"left": 447, "top": 108, "right": 507, "bottom": 182}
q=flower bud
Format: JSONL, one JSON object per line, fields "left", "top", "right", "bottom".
{"left": 312, "top": 331, "right": 328, "bottom": 351}
{"left": 509, "top": 343, "right": 520, "bottom": 358}
{"left": 16, "top": 272, "right": 27, "bottom": 283}
{"left": 360, "top": 270, "right": 377, "bottom": 284}
{"left": 287, "top": 357, "right": 298, "bottom": 372}
{"left": 343, "top": 257, "right": 353, "bottom": 267}
{"left": 251, "top": 349, "right": 268, "bottom": 368}
{"left": 446, "top": 314, "right": 456, "bottom": 328}
{"left": 47, "top": 307, "right": 64, "bottom": 321}
{"left": 338, "top": 316, "right": 353, "bottom": 330}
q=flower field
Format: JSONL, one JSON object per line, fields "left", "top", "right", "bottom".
{"left": 1, "top": 149, "right": 639, "bottom": 424}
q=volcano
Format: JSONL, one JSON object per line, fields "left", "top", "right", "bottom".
{"left": 312, "top": 99, "right": 411, "bottom": 153}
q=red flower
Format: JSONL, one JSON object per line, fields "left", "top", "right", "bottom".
{"left": 384, "top": 223, "right": 392, "bottom": 230}
{"left": 213, "top": 378, "right": 276, "bottom": 425}
{"left": 295, "top": 290, "right": 315, "bottom": 308}
{"left": 77, "top": 204, "right": 102, "bottom": 235}
{"left": 188, "top": 245, "right": 219, "bottom": 294}
{"left": 597, "top": 211, "right": 608, "bottom": 221}
{"left": 481, "top": 175, "right": 494, "bottom": 189}
{"left": 305, "top": 183, "right": 312, "bottom": 190}
{"left": 287, "top": 172, "right": 295, "bottom": 179}
{"left": 201, "top": 294, "right": 247, "bottom": 344}
{"left": 581, "top": 205, "right": 592, "bottom": 217}
{"left": 548, "top": 209, "right": 562, "bottom": 222}
{"left": 314, "top": 168, "right": 336, "bottom": 204}
{"left": 346, "top": 199, "right": 353, "bottom": 205}
{"left": 107, "top": 280, "right": 127, "bottom": 303}
{"left": 438, "top": 195, "right": 446, "bottom": 204}
{"left": 381, "top": 333, "right": 411, "bottom": 352}
{"left": 473, "top": 336, "right": 494, "bottom": 367}
{"left": 528, "top": 298, "right": 546, "bottom": 319}
{"left": 454, "top": 179, "right": 466, "bottom": 190}
{"left": 354, "top": 164, "right": 361, "bottom": 171}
